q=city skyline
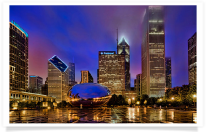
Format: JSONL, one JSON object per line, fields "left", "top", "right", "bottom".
{"left": 9, "top": 5, "right": 196, "bottom": 87}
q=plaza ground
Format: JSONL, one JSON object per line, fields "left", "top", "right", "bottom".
{"left": 9, "top": 106, "right": 197, "bottom": 123}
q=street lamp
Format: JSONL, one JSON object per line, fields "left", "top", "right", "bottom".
{"left": 132, "top": 97, "right": 135, "bottom": 107}
{"left": 171, "top": 97, "right": 174, "bottom": 100}
{"left": 128, "top": 99, "right": 131, "bottom": 106}
{"left": 193, "top": 94, "right": 196, "bottom": 107}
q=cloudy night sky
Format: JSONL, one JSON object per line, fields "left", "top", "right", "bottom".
{"left": 10, "top": 5, "right": 196, "bottom": 87}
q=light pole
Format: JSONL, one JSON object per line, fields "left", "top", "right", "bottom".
{"left": 193, "top": 94, "right": 196, "bottom": 107}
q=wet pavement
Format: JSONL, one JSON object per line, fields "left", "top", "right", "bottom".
{"left": 9, "top": 107, "right": 197, "bottom": 123}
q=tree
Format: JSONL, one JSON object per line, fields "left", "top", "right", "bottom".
{"left": 140, "top": 94, "right": 149, "bottom": 105}
{"left": 107, "top": 94, "right": 118, "bottom": 106}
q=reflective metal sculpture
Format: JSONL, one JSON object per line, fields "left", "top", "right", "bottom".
{"left": 67, "top": 83, "right": 111, "bottom": 107}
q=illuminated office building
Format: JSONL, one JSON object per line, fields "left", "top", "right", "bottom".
{"left": 48, "top": 55, "right": 69, "bottom": 103}
{"left": 9, "top": 20, "right": 28, "bottom": 92}
{"left": 141, "top": 6, "right": 165, "bottom": 97}
{"left": 98, "top": 51, "right": 125, "bottom": 95}
{"left": 135, "top": 74, "right": 142, "bottom": 97}
{"left": 188, "top": 32, "right": 196, "bottom": 85}
{"left": 165, "top": 57, "right": 172, "bottom": 88}
{"left": 117, "top": 38, "right": 130, "bottom": 90}
{"left": 29, "top": 75, "right": 43, "bottom": 94}
{"left": 69, "top": 62, "right": 75, "bottom": 85}
{"left": 80, "top": 71, "right": 93, "bottom": 83}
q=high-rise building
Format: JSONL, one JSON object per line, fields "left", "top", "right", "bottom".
{"left": 188, "top": 32, "right": 196, "bottom": 85}
{"left": 69, "top": 62, "right": 75, "bottom": 85}
{"left": 80, "top": 71, "right": 93, "bottom": 83}
{"left": 165, "top": 57, "right": 172, "bottom": 88}
{"left": 97, "top": 69, "right": 99, "bottom": 83}
{"left": 42, "top": 77, "right": 48, "bottom": 95}
{"left": 48, "top": 55, "right": 69, "bottom": 103}
{"left": 29, "top": 76, "right": 43, "bottom": 94}
{"left": 141, "top": 6, "right": 165, "bottom": 97}
{"left": 98, "top": 51, "right": 125, "bottom": 95}
{"left": 117, "top": 38, "right": 130, "bottom": 90}
{"left": 9, "top": 20, "right": 28, "bottom": 92}
{"left": 135, "top": 74, "right": 142, "bottom": 98}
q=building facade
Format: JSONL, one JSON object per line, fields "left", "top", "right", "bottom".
{"left": 29, "top": 75, "right": 43, "bottom": 94}
{"left": 135, "top": 74, "right": 142, "bottom": 98}
{"left": 9, "top": 20, "right": 28, "bottom": 92}
{"left": 48, "top": 55, "right": 69, "bottom": 103}
{"left": 141, "top": 6, "right": 166, "bottom": 97}
{"left": 42, "top": 77, "right": 48, "bottom": 95}
{"left": 80, "top": 71, "right": 93, "bottom": 83}
{"left": 188, "top": 32, "right": 196, "bottom": 85}
{"left": 98, "top": 51, "right": 125, "bottom": 95}
{"left": 69, "top": 62, "right": 75, "bottom": 85}
{"left": 117, "top": 38, "right": 130, "bottom": 90}
{"left": 165, "top": 57, "right": 172, "bottom": 88}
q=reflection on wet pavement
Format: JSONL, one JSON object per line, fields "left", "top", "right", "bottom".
{"left": 9, "top": 107, "right": 196, "bottom": 123}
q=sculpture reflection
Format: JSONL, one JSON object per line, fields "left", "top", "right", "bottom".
{"left": 67, "top": 83, "right": 111, "bottom": 107}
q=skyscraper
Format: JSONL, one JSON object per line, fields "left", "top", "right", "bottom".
{"left": 188, "top": 32, "right": 196, "bottom": 85}
{"left": 165, "top": 57, "right": 172, "bottom": 88}
{"left": 69, "top": 62, "right": 75, "bottom": 85}
{"left": 42, "top": 77, "right": 48, "bottom": 95}
{"left": 48, "top": 55, "right": 69, "bottom": 103}
{"left": 135, "top": 74, "right": 142, "bottom": 98}
{"left": 80, "top": 71, "right": 93, "bottom": 83}
{"left": 141, "top": 6, "right": 165, "bottom": 97}
{"left": 98, "top": 51, "right": 125, "bottom": 95}
{"left": 117, "top": 38, "right": 130, "bottom": 90}
{"left": 9, "top": 20, "right": 28, "bottom": 92}
{"left": 29, "top": 75, "right": 43, "bottom": 94}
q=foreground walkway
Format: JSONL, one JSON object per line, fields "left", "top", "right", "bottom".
{"left": 9, "top": 107, "right": 197, "bottom": 123}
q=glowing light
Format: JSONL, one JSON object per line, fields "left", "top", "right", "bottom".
{"left": 149, "top": 32, "right": 164, "bottom": 34}
{"left": 193, "top": 94, "right": 196, "bottom": 98}
{"left": 10, "top": 20, "right": 28, "bottom": 37}
{"left": 171, "top": 97, "right": 174, "bottom": 100}
{"left": 118, "top": 37, "right": 129, "bottom": 45}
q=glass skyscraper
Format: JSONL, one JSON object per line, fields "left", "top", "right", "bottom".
{"left": 165, "top": 57, "right": 172, "bottom": 88}
{"left": 141, "top": 6, "right": 165, "bottom": 97}
{"left": 9, "top": 21, "right": 28, "bottom": 92}
{"left": 117, "top": 38, "right": 130, "bottom": 90}
{"left": 69, "top": 62, "right": 75, "bottom": 85}
{"left": 48, "top": 55, "right": 69, "bottom": 103}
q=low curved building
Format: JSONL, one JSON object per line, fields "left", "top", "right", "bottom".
{"left": 67, "top": 83, "right": 111, "bottom": 107}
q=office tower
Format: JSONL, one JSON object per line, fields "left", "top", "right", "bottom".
{"left": 80, "top": 71, "right": 93, "bottom": 83}
{"left": 188, "top": 32, "right": 196, "bottom": 85}
{"left": 165, "top": 57, "right": 172, "bottom": 88}
{"left": 48, "top": 55, "right": 69, "bottom": 103}
{"left": 141, "top": 6, "right": 165, "bottom": 97}
{"left": 135, "top": 74, "right": 142, "bottom": 97}
{"left": 97, "top": 69, "right": 99, "bottom": 83}
{"left": 98, "top": 51, "right": 125, "bottom": 95}
{"left": 68, "top": 62, "right": 75, "bottom": 85}
{"left": 29, "top": 75, "right": 43, "bottom": 94}
{"left": 117, "top": 38, "right": 130, "bottom": 90}
{"left": 9, "top": 20, "right": 28, "bottom": 92}
{"left": 42, "top": 77, "right": 48, "bottom": 95}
